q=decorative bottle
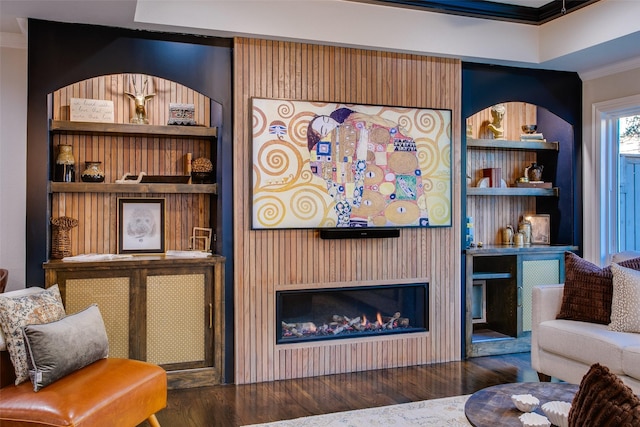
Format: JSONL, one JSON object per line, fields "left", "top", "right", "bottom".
{"left": 525, "top": 163, "right": 544, "bottom": 182}
{"left": 54, "top": 144, "right": 75, "bottom": 182}
{"left": 518, "top": 218, "right": 532, "bottom": 245}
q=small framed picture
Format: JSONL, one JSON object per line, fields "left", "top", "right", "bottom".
{"left": 526, "top": 214, "right": 551, "bottom": 244}
{"left": 118, "top": 198, "right": 165, "bottom": 254}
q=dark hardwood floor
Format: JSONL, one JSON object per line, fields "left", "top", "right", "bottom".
{"left": 148, "top": 352, "right": 543, "bottom": 427}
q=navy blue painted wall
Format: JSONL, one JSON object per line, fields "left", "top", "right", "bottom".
{"left": 26, "top": 19, "right": 234, "bottom": 381}
{"left": 462, "top": 62, "right": 582, "bottom": 248}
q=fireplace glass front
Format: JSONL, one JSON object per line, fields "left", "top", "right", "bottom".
{"left": 277, "top": 283, "right": 428, "bottom": 344}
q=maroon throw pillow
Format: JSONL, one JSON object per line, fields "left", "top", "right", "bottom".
{"left": 568, "top": 363, "right": 640, "bottom": 427}
{"left": 557, "top": 252, "right": 640, "bottom": 324}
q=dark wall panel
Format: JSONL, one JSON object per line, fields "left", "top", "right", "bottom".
{"left": 462, "top": 62, "right": 582, "bottom": 251}
{"left": 26, "top": 19, "right": 234, "bottom": 381}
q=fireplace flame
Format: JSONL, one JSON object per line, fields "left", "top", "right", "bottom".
{"left": 281, "top": 310, "right": 415, "bottom": 341}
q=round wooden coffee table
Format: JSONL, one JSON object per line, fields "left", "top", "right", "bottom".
{"left": 464, "top": 382, "right": 578, "bottom": 427}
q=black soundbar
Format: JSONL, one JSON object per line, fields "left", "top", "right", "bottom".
{"left": 318, "top": 228, "right": 400, "bottom": 240}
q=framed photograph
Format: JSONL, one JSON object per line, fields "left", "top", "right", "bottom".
{"left": 118, "top": 198, "right": 165, "bottom": 254}
{"left": 251, "top": 98, "right": 452, "bottom": 229}
{"left": 526, "top": 214, "right": 551, "bottom": 244}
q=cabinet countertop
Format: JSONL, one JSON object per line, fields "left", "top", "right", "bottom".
{"left": 43, "top": 254, "right": 226, "bottom": 270}
{"left": 465, "top": 244, "right": 578, "bottom": 255}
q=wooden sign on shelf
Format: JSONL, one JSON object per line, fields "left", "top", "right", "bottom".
{"left": 70, "top": 98, "right": 114, "bottom": 123}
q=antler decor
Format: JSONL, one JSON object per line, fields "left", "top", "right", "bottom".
{"left": 124, "top": 75, "right": 156, "bottom": 124}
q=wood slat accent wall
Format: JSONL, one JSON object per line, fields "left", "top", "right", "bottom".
{"left": 233, "top": 38, "right": 462, "bottom": 384}
{"left": 51, "top": 75, "right": 212, "bottom": 255}
{"left": 466, "top": 103, "right": 538, "bottom": 244}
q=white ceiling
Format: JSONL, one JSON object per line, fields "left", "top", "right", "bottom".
{"left": 1, "top": 0, "right": 640, "bottom": 79}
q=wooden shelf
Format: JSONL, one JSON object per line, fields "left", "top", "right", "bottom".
{"left": 467, "top": 138, "right": 558, "bottom": 151}
{"left": 466, "top": 187, "right": 558, "bottom": 196}
{"left": 49, "top": 182, "right": 217, "bottom": 194}
{"left": 472, "top": 272, "right": 512, "bottom": 280}
{"left": 50, "top": 120, "right": 217, "bottom": 139}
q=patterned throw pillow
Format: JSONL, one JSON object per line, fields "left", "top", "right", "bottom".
{"left": 0, "top": 285, "right": 66, "bottom": 384}
{"left": 609, "top": 263, "right": 640, "bottom": 332}
{"left": 557, "top": 252, "right": 640, "bottom": 324}
{"left": 569, "top": 363, "right": 640, "bottom": 427}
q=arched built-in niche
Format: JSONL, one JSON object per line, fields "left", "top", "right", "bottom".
{"left": 465, "top": 101, "right": 572, "bottom": 245}
{"left": 49, "top": 74, "right": 218, "bottom": 255}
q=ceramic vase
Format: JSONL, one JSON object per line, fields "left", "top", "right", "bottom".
{"left": 81, "top": 161, "right": 105, "bottom": 182}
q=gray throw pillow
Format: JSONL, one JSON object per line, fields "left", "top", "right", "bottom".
{"left": 22, "top": 304, "right": 109, "bottom": 391}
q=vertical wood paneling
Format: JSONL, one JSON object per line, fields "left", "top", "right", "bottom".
{"left": 50, "top": 75, "right": 212, "bottom": 255}
{"left": 234, "top": 39, "right": 462, "bottom": 384}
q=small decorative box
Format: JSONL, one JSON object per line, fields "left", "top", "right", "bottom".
{"left": 168, "top": 103, "right": 196, "bottom": 125}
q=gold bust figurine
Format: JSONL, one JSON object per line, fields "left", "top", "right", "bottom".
{"left": 487, "top": 103, "right": 506, "bottom": 139}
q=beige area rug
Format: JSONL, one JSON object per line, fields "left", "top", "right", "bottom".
{"left": 243, "top": 394, "right": 472, "bottom": 427}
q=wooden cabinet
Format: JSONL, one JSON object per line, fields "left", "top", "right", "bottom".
{"left": 43, "top": 256, "right": 225, "bottom": 389}
{"left": 465, "top": 245, "right": 575, "bottom": 357}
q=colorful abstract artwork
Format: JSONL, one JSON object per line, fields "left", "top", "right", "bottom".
{"left": 252, "top": 99, "right": 452, "bottom": 229}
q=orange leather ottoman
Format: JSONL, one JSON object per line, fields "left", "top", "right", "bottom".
{"left": 0, "top": 358, "right": 167, "bottom": 427}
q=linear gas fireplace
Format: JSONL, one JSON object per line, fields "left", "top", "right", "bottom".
{"left": 277, "top": 283, "right": 428, "bottom": 344}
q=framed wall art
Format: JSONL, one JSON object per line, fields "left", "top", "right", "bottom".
{"left": 251, "top": 98, "right": 452, "bottom": 230}
{"left": 526, "top": 214, "right": 551, "bottom": 244}
{"left": 117, "top": 197, "right": 166, "bottom": 254}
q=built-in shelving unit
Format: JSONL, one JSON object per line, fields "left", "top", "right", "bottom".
{"left": 43, "top": 74, "right": 224, "bottom": 388}
{"left": 28, "top": 21, "right": 234, "bottom": 385}
{"left": 463, "top": 101, "right": 576, "bottom": 358}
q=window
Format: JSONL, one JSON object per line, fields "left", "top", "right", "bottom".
{"left": 588, "top": 95, "right": 640, "bottom": 265}
{"left": 619, "top": 115, "right": 640, "bottom": 252}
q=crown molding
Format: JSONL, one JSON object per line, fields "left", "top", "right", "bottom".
{"left": 580, "top": 56, "right": 640, "bottom": 81}
{"left": 358, "top": 0, "right": 600, "bottom": 24}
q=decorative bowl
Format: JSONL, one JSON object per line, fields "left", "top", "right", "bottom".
{"left": 522, "top": 124, "right": 538, "bottom": 134}
{"left": 511, "top": 394, "right": 540, "bottom": 412}
{"left": 541, "top": 401, "right": 571, "bottom": 427}
{"left": 191, "top": 171, "right": 211, "bottom": 184}
{"left": 519, "top": 412, "right": 551, "bottom": 427}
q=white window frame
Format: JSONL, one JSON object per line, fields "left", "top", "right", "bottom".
{"left": 587, "top": 94, "right": 640, "bottom": 266}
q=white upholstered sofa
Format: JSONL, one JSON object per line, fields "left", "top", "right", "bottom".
{"left": 532, "top": 283, "right": 640, "bottom": 394}
{"left": 532, "top": 250, "right": 640, "bottom": 395}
